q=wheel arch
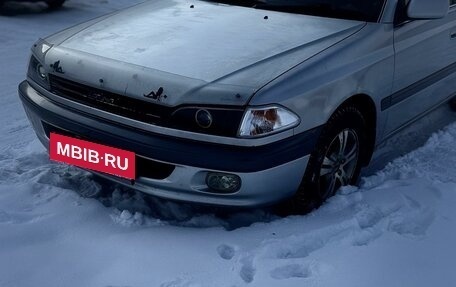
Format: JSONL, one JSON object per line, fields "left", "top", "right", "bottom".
{"left": 331, "top": 94, "right": 377, "bottom": 166}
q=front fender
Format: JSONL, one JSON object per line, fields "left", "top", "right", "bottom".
{"left": 249, "top": 23, "right": 395, "bottom": 144}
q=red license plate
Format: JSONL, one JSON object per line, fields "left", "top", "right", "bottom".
{"left": 49, "top": 133, "right": 136, "bottom": 180}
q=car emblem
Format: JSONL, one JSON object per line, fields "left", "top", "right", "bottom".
{"left": 195, "top": 109, "right": 213, "bottom": 129}
{"left": 87, "top": 91, "right": 115, "bottom": 105}
{"left": 144, "top": 87, "right": 167, "bottom": 102}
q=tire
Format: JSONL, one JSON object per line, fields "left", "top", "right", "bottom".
{"left": 46, "top": 0, "right": 65, "bottom": 9}
{"left": 286, "top": 105, "right": 368, "bottom": 214}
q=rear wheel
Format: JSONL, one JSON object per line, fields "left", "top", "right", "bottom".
{"left": 46, "top": 0, "right": 65, "bottom": 9}
{"left": 287, "top": 105, "right": 368, "bottom": 214}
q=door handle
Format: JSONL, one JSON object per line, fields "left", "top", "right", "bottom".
{"left": 451, "top": 32, "right": 456, "bottom": 39}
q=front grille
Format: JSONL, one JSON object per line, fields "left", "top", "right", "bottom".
{"left": 48, "top": 74, "right": 245, "bottom": 137}
{"left": 49, "top": 75, "right": 173, "bottom": 126}
{"left": 42, "top": 122, "right": 175, "bottom": 180}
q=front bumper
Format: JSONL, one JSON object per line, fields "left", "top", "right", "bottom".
{"left": 19, "top": 80, "right": 319, "bottom": 206}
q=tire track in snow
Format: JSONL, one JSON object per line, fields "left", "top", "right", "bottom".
{"left": 211, "top": 122, "right": 456, "bottom": 285}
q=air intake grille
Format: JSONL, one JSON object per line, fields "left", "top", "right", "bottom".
{"left": 49, "top": 75, "right": 173, "bottom": 126}
{"left": 42, "top": 122, "right": 175, "bottom": 180}
{"left": 48, "top": 74, "right": 245, "bottom": 137}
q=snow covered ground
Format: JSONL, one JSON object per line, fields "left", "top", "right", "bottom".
{"left": 1, "top": 1, "right": 456, "bottom": 287}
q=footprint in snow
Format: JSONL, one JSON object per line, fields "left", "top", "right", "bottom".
{"left": 355, "top": 205, "right": 384, "bottom": 229}
{"left": 270, "top": 264, "right": 311, "bottom": 280}
{"left": 239, "top": 257, "right": 256, "bottom": 283}
{"left": 217, "top": 244, "right": 236, "bottom": 260}
{"left": 160, "top": 278, "right": 201, "bottom": 287}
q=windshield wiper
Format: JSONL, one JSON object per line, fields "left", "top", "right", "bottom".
{"left": 201, "top": 1, "right": 367, "bottom": 21}
{"left": 257, "top": 3, "right": 366, "bottom": 21}
{"left": 202, "top": 0, "right": 268, "bottom": 8}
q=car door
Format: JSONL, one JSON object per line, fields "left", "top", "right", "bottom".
{"left": 382, "top": 0, "right": 456, "bottom": 136}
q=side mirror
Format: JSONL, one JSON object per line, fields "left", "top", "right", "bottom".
{"left": 407, "top": 0, "right": 449, "bottom": 19}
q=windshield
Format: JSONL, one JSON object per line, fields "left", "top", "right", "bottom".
{"left": 201, "top": 0, "right": 386, "bottom": 22}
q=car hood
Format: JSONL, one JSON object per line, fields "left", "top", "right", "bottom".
{"left": 44, "top": 0, "right": 365, "bottom": 106}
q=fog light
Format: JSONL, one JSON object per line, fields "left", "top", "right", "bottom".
{"left": 206, "top": 172, "right": 241, "bottom": 193}
{"left": 37, "top": 64, "right": 46, "bottom": 80}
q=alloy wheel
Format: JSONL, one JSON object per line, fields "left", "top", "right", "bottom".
{"left": 319, "top": 129, "right": 359, "bottom": 199}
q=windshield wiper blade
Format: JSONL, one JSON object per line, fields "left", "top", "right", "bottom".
{"left": 201, "top": 1, "right": 367, "bottom": 21}
{"left": 202, "top": 0, "right": 268, "bottom": 8}
{"left": 254, "top": 3, "right": 367, "bottom": 21}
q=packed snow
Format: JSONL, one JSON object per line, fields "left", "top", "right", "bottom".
{"left": 1, "top": 1, "right": 456, "bottom": 287}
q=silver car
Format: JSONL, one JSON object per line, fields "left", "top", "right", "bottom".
{"left": 19, "top": 0, "right": 456, "bottom": 212}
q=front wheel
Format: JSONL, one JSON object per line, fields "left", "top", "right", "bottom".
{"left": 288, "top": 105, "right": 368, "bottom": 214}
{"left": 318, "top": 128, "right": 360, "bottom": 199}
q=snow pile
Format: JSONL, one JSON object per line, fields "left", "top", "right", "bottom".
{"left": 1, "top": 1, "right": 456, "bottom": 287}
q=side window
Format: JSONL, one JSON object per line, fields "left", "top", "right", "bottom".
{"left": 452, "top": 0, "right": 456, "bottom": 6}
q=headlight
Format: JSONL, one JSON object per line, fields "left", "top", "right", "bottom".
{"left": 170, "top": 106, "right": 244, "bottom": 137}
{"left": 28, "top": 39, "right": 53, "bottom": 89}
{"left": 28, "top": 55, "right": 50, "bottom": 89}
{"left": 238, "top": 105, "right": 300, "bottom": 138}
